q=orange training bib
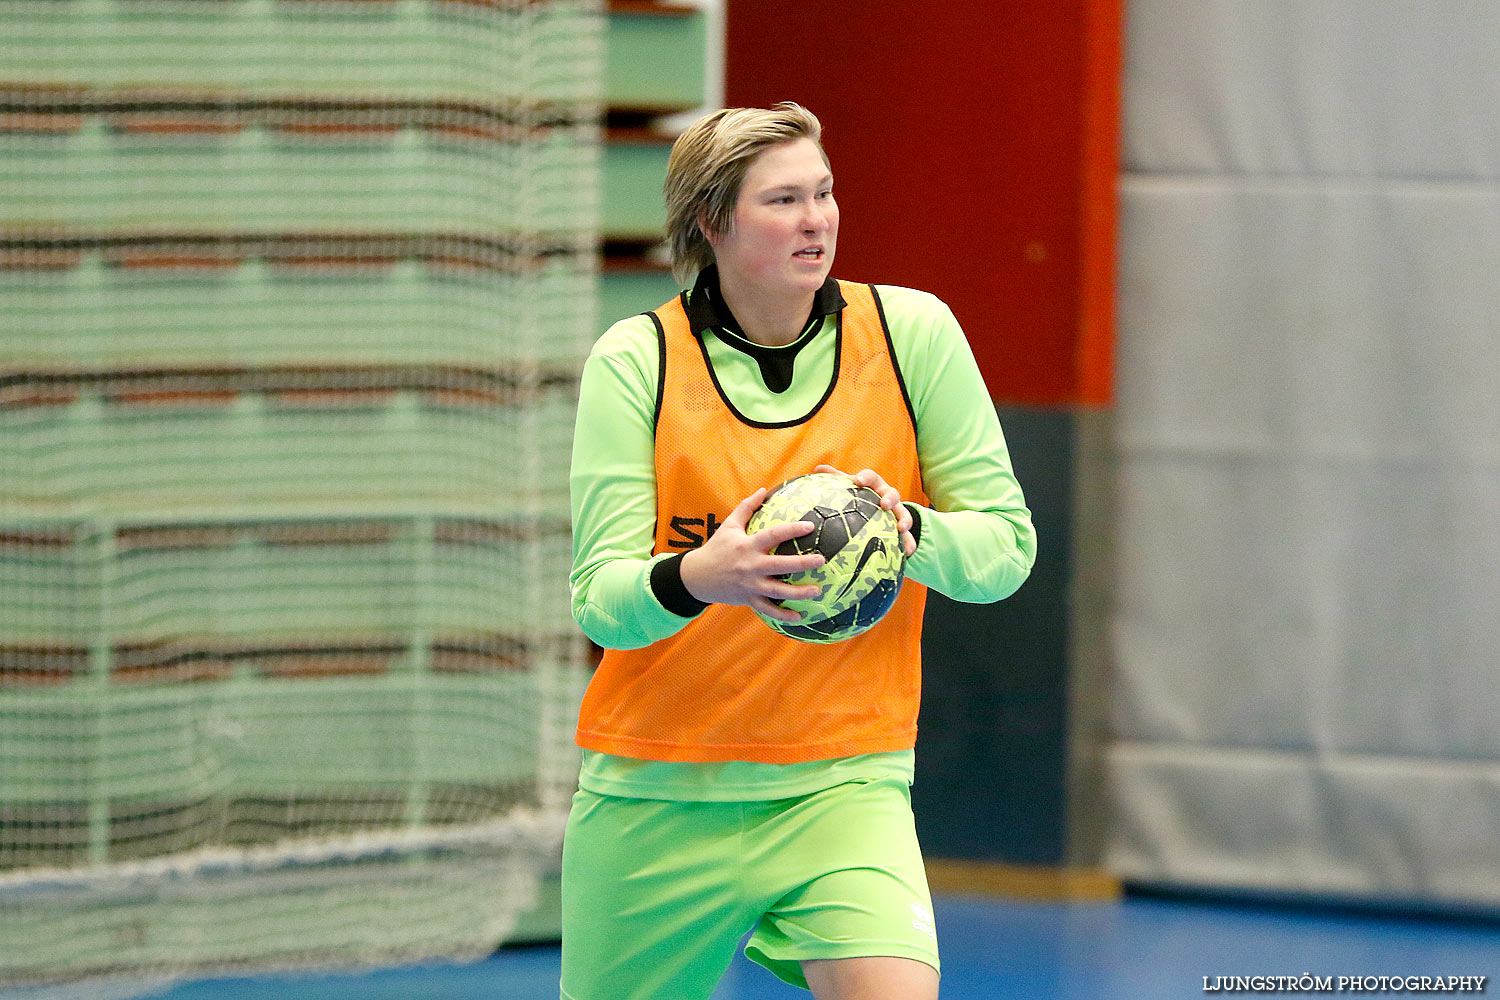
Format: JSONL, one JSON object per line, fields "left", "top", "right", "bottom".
{"left": 575, "top": 282, "right": 929, "bottom": 763}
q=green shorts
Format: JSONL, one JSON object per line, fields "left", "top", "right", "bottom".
{"left": 559, "top": 777, "right": 939, "bottom": 1000}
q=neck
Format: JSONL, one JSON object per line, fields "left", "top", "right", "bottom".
{"left": 714, "top": 277, "right": 814, "bottom": 347}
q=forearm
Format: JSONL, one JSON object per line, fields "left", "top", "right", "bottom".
{"left": 904, "top": 504, "right": 1034, "bottom": 603}
{"left": 901, "top": 414, "right": 1035, "bottom": 602}
{"left": 571, "top": 552, "right": 697, "bottom": 650}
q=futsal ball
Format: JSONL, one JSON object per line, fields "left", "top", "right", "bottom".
{"left": 745, "top": 472, "right": 907, "bottom": 643}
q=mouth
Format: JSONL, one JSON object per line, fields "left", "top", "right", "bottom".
{"left": 793, "top": 247, "right": 825, "bottom": 261}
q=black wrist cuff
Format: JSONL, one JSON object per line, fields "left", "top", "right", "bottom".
{"left": 650, "top": 553, "right": 711, "bottom": 618}
{"left": 903, "top": 502, "right": 923, "bottom": 549}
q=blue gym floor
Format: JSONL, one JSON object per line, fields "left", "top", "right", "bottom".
{"left": 149, "top": 892, "right": 1498, "bottom": 999}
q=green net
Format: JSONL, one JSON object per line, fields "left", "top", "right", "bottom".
{"left": 0, "top": 0, "right": 601, "bottom": 990}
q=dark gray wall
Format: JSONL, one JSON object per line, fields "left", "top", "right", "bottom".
{"left": 913, "top": 406, "right": 1075, "bottom": 865}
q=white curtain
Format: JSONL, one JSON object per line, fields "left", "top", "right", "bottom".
{"left": 1106, "top": 0, "right": 1500, "bottom": 904}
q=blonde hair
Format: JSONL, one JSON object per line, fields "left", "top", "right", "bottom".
{"left": 663, "top": 102, "right": 827, "bottom": 284}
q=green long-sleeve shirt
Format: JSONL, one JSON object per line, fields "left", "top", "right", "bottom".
{"left": 569, "top": 275, "right": 1036, "bottom": 799}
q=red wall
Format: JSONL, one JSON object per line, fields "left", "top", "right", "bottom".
{"left": 725, "top": 1, "right": 1121, "bottom": 407}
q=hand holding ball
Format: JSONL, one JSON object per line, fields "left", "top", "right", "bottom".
{"left": 745, "top": 472, "right": 907, "bottom": 643}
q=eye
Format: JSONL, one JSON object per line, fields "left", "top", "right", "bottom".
{"left": 816, "top": 189, "right": 833, "bottom": 199}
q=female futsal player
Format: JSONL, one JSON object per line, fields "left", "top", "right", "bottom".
{"left": 563, "top": 103, "right": 1035, "bottom": 1000}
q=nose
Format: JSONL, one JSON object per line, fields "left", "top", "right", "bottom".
{"left": 802, "top": 197, "right": 834, "bottom": 234}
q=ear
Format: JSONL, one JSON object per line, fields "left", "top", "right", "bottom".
{"left": 697, "top": 211, "right": 721, "bottom": 249}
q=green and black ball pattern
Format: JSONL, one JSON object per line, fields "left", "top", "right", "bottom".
{"left": 746, "top": 472, "right": 907, "bottom": 643}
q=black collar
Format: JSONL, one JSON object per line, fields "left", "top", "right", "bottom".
{"left": 685, "top": 264, "right": 846, "bottom": 340}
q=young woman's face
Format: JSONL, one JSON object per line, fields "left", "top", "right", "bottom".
{"left": 707, "top": 138, "right": 838, "bottom": 299}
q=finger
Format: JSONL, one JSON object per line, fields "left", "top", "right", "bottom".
{"left": 764, "top": 579, "right": 822, "bottom": 602}
{"left": 813, "top": 463, "right": 848, "bottom": 478}
{"left": 892, "top": 501, "right": 913, "bottom": 535}
{"left": 763, "top": 552, "right": 825, "bottom": 577}
{"left": 750, "top": 596, "right": 804, "bottom": 623}
{"left": 901, "top": 531, "right": 917, "bottom": 558}
{"left": 753, "top": 517, "right": 818, "bottom": 550}
{"left": 853, "top": 469, "right": 902, "bottom": 508}
{"left": 720, "top": 487, "right": 767, "bottom": 531}
{"left": 870, "top": 481, "right": 899, "bottom": 506}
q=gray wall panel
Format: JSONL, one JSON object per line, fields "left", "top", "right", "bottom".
{"left": 1107, "top": 2, "right": 1500, "bottom": 906}
{"left": 1125, "top": 0, "right": 1500, "bottom": 178}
